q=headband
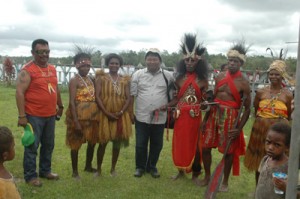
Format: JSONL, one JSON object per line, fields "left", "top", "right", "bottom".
{"left": 227, "top": 50, "right": 246, "bottom": 63}
{"left": 76, "top": 59, "right": 92, "bottom": 68}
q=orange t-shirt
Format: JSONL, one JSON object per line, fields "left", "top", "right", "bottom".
{"left": 23, "top": 61, "right": 58, "bottom": 117}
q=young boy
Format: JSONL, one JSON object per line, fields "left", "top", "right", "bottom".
{"left": 255, "top": 122, "right": 291, "bottom": 199}
{"left": 0, "top": 126, "right": 21, "bottom": 199}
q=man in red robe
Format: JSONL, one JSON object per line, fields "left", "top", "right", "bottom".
{"left": 168, "top": 33, "right": 209, "bottom": 185}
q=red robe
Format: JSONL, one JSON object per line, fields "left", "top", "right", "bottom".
{"left": 172, "top": 73, "right": 203, "bottom": 172}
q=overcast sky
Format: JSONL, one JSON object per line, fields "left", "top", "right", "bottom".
{"left": 0, "top": 0, "right": 299, "bottom": 59}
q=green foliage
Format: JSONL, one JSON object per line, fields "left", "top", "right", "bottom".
{"left": 91, "top": 50, "right": 102, "bottom": 67}
{"left": 50, "top": 56, "right": 73, "bottom": 65}
{"left": 161, "top": 51, "right": 181, "bottom": 68}
{"left": 0, "top": 85, "right": 259, "bottom": 199}
{"left": 285, "top": 57, "right": 297, "bottom": 73}
{"left": 206, "top": 53, "right": 227, "bottom": 70}
{"left": 2, "top": 57, "right": 16, "bottom": 86}
{"left": 119, "top": 50, "right": 140, "bottom": 66}
{"left": 2, "top": 51, "right": 297, "bottom": 74}
{"left": 244, "top": 56, "right": 272, "bottom": 71}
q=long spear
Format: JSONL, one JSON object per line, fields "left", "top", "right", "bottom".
{"left": 204, "top": 95, "right": 246, "bottom": 199}
{"left": 286, "top": 19, "right": 300, "bottom": 199}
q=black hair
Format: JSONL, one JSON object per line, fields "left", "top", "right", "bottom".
{"left": 176, "top": 58, "right": 209, "bottom": 80}
{"left": 176, "top": 33, "right": 208, "bottom": 80}
{"left": 0, "top": 126, "right": 14, "bottom": 162}
{"left": 105, "top": 53, "right": 123, "bottom": 66}
{"left": 145, "top": 52, "right": 162, "bottom": 62}
{"left": 180, "top": 33, "right": 206, "bottom": 57}
{"left": 74, "top": 52, "right": 92, "bottom": 64}
{"left": 269, "top": 122, "right": 291, "bottom": 147}
{"left": 32, "top": 39, "right": 49, "bottom": 50}
{"left": 220, "top": 63, "right": 228, "bottom": 71}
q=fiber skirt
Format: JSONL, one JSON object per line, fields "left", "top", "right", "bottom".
{"left": 244, "top": 117, "right": 289, "bottom": 171}
{"left": 65, "top": 102, "right": 99, "bottom": 150}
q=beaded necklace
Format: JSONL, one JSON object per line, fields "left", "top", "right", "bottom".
{"left": 261, "top": 86, "right": 282, "bottom": 115}
{"left": 76, "top": 74, "right": 94, "bottom": 97}
{"left": 109, "top": 74, "right": 121, "bottom": 95}
{"left": 269, "top": 87, "right": 282, "bottom": 114}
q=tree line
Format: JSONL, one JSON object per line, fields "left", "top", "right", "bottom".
{"left": 1, "top": 50, "right": 297, "bottom": 74}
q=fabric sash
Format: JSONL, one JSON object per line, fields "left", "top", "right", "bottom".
{"left": 177, "top": 73, "right": 201, "bottom": 99}
{"left": 215, "top": 71, "right": 245, "bottom": 176}
{"left": 216, "top": 71, "right": 242, "bottom": 107}
{"left": 217, "top": 106, "right": 246, "bottom": 176}
{"left": 214, "top": 98, "right": 239, "bottom": 109}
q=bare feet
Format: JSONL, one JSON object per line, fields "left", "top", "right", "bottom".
{"left": 72, "top": 173, "right": 81, "bottom": 180}
{"left": 110, "top": 170, "right": 117, "bottom": 177}
{"left": 198, "top": 178, "right": 210, "bottom": 187}
{"left": 94, "top": 169, "right": 102, "bottom": 177}
{"left": 84, "top": 167, "right": 97, "bottom": 173}
{"left": 192, "top": 177, "right": 201, "bottom": 186}
{"left": 218, "top": 184, "right": 229, "bottom": 192}
{"left": 171, "top": 171, "right": 185, "bottom": 180}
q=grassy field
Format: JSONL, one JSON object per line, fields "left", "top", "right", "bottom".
{"left": 0, "top": 84, "right": 256, "bottom": 199}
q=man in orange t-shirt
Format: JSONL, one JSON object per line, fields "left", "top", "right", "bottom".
{"left": 16, "top": 39, "right": 63, "bottom": 187}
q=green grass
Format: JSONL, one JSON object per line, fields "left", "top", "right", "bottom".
{"left": 0, "top": 83, "right": 256, "bottom": 199}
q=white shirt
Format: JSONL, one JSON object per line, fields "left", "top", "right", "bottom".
{"left": 130, "top": 68, "right": 174, "bottom": 124}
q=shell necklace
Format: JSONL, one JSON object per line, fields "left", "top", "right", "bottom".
{"left": 109, "top": 73, "right": 121, "bottom": 95}
{"left": 35, "top": 64, "right": 55, "bottom": 94}
{"left": 76, "top": 74, "right": 94, "bottom": 97}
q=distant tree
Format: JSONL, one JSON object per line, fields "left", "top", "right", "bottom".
{"left": 3, "top": 57, "right": 15, "bottom": 86}
{"left": 55, "top": 56, "right": 73, "bottom": 65}
{"left": 91, "top": 50, "right": 102, "bottom": 67}
{"left": 119, "top": 50, "right": 139, "bottom": 65}
{"left": 285, "top": 57, "right": 297, "bottom": 73}
{"left": 161, "top": 50, "right": 181, "bottom": 69}
{"left": 6, "top": 50, "right": 296, "bottom": 79}
{"left": 207, "top": 53, "right": 227, "bottom": 69}
{"left": 245, "top": 55, "right": 271, "bottom": 71}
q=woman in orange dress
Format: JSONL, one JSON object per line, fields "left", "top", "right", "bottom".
{"left": 95, "top": 53, "right": 132, "bottom": 176}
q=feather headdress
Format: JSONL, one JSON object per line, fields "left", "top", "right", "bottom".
{"left": 266, "top": 48, "right": 288, "bottom": 60}
{"left": 73, "top": 43, "right": 93, "bottom": 68}
{"left": 180, "top": 33, "right": 206, "bottom": 60}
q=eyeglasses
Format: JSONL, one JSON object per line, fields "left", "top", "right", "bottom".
{"left": 35, "top": 50, "right": 50, "bottom": 55}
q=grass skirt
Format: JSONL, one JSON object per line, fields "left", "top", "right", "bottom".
{"left": 65, "top": 102, "right": 99, "bottom": 150}
{"left": 244, "top": 117, "right": 289, "bottom": 171}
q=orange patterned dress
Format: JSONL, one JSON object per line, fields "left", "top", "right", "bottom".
{"left": 65, "top": 75, "right": 99, "bottom": 150}
{"left": 244, "top": 98, "right": 289, "bottom": 171}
